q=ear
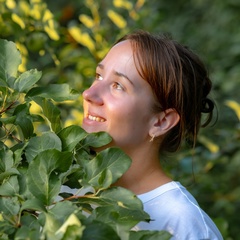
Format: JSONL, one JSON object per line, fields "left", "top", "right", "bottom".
{"left": 149, "top": 109, "right": 180, "bottom": 137}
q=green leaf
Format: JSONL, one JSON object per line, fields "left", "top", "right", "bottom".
{"left": 26, "top": 84, "right": 80, "bottom": 102}
{"left": 55, "top": 213, "right": 84, "bottom": 239}
{"left": 82, "top": 131, "right": 112, "bottom": 148}
{"left": 92, "top": 205, "right": 146, "bottom": 236}
{"left": 0, "top": 148, "right": 14, "bottom": 172}
{"left": 45, "top": 201, "right": 80, "bottom": 224}
{"left": 13, "top": 69, "right": 42, "bottom": 93}
{"left": 79, "top": 187, "right": 149, "bottom": 225}
{"left": 27, "top": 149, "right": 73, "bottom": 205}
{"left": 57, "top": 125, "right": 88, "bottom": 151}
{"left": 81, "top": 148, "right": 131, "bottom": 189}
{"left": 17, "top": 166, "right": 32, "bottom": 198}
{"left": 61, "top": 224, "right": 85, "bottom": 240}
{"left": 83, "top": 187, "right": 150, "bottom": 237}
{"left": 0, "top": 116, "right": 16, "bottom": 124}
{"left": 25, "top": 132, "right": 62, "bottom": 163}
{"left": 11, "top": 142, "right": 28, "bottom": 165}
{"left": 0, "top": 216, "right": 16, "bottom": 237}
{"left": 0, "top": 39, "right": 21, "bottom": 88}
{"left": 129, "top": 230, "right": 172, "bottom": 240}
{"left": 14, "top": 225, "right": 41, "bottom": 240}
{"left": 33, "top": 98, "right": 62, "bottom": 133}
{"left": 97, "top": 187, "right": 149, "bottom": 225}
{"left": 40, "top": 201, "right": 81, "bottom": 239}
{"left": 16, "top": 117, "right": 34, "bottom": 140}
{"left": 0, "top": 86, "right": 8, "bottom": 96}
{"left": 82, "top": 220, "right": 120, "bottom": 240}
{"left": 20, "top": 214, "right": 41, "bottom": 232}
{"left": 60, "top": 165, "right": 84, "bottom": 189}
{"left": 0, "top": 168, "right": 19, "bottom": 183}
{"left": 13, "top": 103, "right": 34, "bottom": 139}
{"left": 0, "top": 175, "right": 19, "bottom": 196}
{"left": 0, "top": 196, "right": 20, "bottom": 216}
{"left": 20, "top": 198, "right": 47, "bottom": 213}
{"left": 0, "top": 76, "right": 8, "bottom": 87}
{"left": 42, "top": 212, "right": 62, "bottom": 240}
{"left": 99, "top": 187, "right": 144, "bottom": 210}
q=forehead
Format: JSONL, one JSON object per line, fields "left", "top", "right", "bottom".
{"left": 102, "top": 40, "right": 133, "bottom": 62}
{"left": 99, "top": 40, "right": 139, "bottom": 78}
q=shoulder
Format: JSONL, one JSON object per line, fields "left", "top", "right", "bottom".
{"left": 139, "top": 181, "right": 206, "bottom": 224}
{"left": 136, "top": 181, "right": 223, "bottom": 239}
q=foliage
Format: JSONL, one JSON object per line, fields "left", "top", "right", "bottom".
{"left": 0, "top": 0, "right": 240, "bottom": 239}
{"left": 0, "top": 39, "right": 171, "bottom": 239}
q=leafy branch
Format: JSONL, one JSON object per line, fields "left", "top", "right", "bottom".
{"left": 0, "top": 39, "right": 171, "bottom": 239}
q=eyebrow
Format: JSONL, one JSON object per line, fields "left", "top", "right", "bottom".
{"left": 97, "top": 63, "right": 134, "bottom": 85}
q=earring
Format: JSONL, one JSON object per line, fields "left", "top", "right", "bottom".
{"left": 150, "top": 134, "right": 155, "bottom": 142}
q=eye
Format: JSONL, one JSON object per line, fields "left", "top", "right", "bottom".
{"left": 112, "top": 82, "right": 124, "bottom": 90}
{"left": 95, "top": 73, "right": 103, "bottom": 81}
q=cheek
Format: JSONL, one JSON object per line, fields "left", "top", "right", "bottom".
{"left": 108, "top": 100, "right": 151, "bottom": 130}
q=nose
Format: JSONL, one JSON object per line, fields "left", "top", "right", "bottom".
{"left": 82, "top": 83, "right": 104, "bottom": 105}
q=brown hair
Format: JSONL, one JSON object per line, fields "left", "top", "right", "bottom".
{"left": 116, "top": 30, "right": 215, "bottom": 152}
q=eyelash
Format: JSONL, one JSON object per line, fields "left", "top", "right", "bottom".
{"left": 95, "top": 73, "right": 124, "bottom": 91}
{"left": 112, "top": 82, "right": 124, "bottom": 90}
{"left": 95, "top": 73, "right": 103, "bottom": 81}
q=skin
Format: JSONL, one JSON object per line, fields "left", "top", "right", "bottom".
{"left": 82, "top": 40, "right": 179, "bottom": 194}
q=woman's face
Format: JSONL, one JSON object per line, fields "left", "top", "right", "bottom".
{"left": 82, "top": 40, "right": 157, "bottom": 151}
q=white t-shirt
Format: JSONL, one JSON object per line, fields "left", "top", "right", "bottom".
{"left": 133, "top": 181, "right": 223, "bottom": 240}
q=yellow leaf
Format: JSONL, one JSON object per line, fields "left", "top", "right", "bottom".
{"left": 204, "top": 162, "right": 214, "bottom": 172}
{"left": 30, "top": 5, "right": 41, "bottom": 20}
{"left": 31, "top": 0, "right": 41, "bottom": 3}
{"left": 6, "top": 0, "right": 16, "bottom": 9}
{"left": 29, "top": 101, "right": 42, "bottom": 114}
{"left": 95, "top": 33, "right": 103, "bottom": 43}
{"left": 85, "top": 0, "right": 94, "bottom": 7}
{"left": 107, "top": 10, "right": 127, "bottom": 29}
{"left": 97, "top": 48, "right": 109, "bottom": 59}
{"left": 68, "top": 26, "right": 95, "bottom": 52}
{"left": 15, "top": 42, "right": 28, "bottom": 72}
{"left": 44, "top": 24, "right": 60, "bottom": 41}
{"left": 225, "top": 100, "right": 240, "bottom": 121}
{"left": 48, "top": 19, "right": 55, "bottom": 29}
{"left": 136, "top": 0, "right": 145, "bottom": 9}
{"left": 198, "top": 136, "right": 219, "bottom": 154}
{"left": 113, "top": 0, "right": 133, "bottom": 10}
{"left": 16, "top": 41, "right": 28, "bottom": 56}
{"left": 64, "top": 109, "right": 84, "bottom": 127}
{"left": 79, "top": 14, "right": 95, "bottom": 28}
{"left": 117, "top": 201, "right": 125, "bottom": 207}
{"left": 56, "top": 214, "right": 84, "bottom": 237}
{"left": 129, "top": 9, "right": 139, "bottom": 20}
{"left": 68, "top": 26, "right": 82, "bottom": 41}
{"left": 19, "top": 1, "right": 30, "bottom": 16}
{"left": 42, "top": 9, "right": 53, "bottom": 22}
{"left": 12, "top": 13, "right": 25, "bottom": 29}
{"left": 18, "top": 57, "right": 27, "bottom": 72}
{"left": 39, "top": 50, "right": 45, "bottom": 56}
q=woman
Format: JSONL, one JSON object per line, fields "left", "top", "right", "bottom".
{"left": 82, "top": 30, "right": 223, "bottom": 239}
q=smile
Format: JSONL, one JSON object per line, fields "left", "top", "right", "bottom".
{"left": 87, "top": 114, "right": 106, "bottom": 122}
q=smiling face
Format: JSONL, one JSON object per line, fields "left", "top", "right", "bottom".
{"left": 82, "top": 40, "right": 157, "bottom": 151}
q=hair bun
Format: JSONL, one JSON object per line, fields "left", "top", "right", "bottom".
{"left": 201, "top": 98, "right": 214, "bottom": 113}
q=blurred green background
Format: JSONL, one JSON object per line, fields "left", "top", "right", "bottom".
{"left": 0, "top": 0, "right": 239, "bottom": 238}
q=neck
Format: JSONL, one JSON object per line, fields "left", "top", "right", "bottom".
{"left": 113, "top": 144, "right": 172, "bottom": 195}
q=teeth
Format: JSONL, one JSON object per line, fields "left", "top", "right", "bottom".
{"left": 87, "top": 114, "right": 105, "bottom": 122}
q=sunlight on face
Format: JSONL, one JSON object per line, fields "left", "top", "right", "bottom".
{"left": 82, "top": 40, "right": 156, "bottom": 151}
